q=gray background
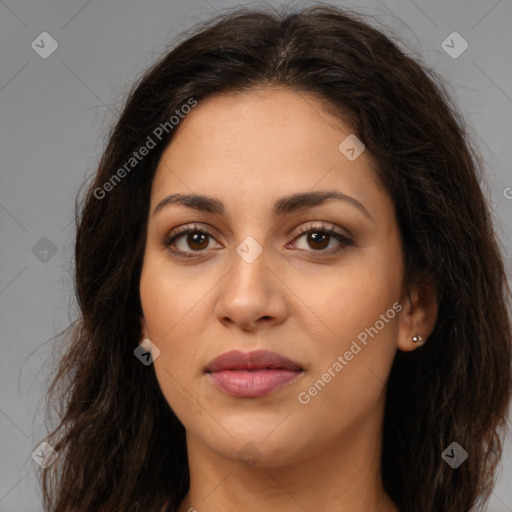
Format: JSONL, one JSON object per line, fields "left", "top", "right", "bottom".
{"left": 0, "top": 0, "right": 511, "bottom": 510}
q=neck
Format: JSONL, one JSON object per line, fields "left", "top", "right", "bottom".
{"left": 176, "top": 398, "right": 398, "bottom": 512}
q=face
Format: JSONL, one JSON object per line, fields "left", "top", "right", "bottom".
{"left": 139, "top": 87, "right": 409, "bottom": 467}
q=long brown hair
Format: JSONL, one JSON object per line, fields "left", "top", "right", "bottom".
{"left": 38, "top": 5, "right": 512, "bottom": 511}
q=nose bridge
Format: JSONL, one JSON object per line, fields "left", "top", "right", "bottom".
{"left": 226, "top": 200, "right": 271, "bottom": 275}
{"left": 215, "top": 232, "right": 286, "bottom": 329}
{"left": 228, "top": 234, "right": 269, "bottom": 296}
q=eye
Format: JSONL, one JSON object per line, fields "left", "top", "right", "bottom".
{"left": 161, "top": 222, "right": 353, "bottom": 259}
{"left": 288, "top": 222, "right": 353, "bottom": 257}
{"left": 161, "top": 224, "right": 221, "bottom": 258}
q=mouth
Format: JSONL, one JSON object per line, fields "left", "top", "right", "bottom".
{"left": 205, "top": 349, "right": 305, "bottom": 398}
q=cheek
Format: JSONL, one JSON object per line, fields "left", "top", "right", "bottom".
{"left": 140, "top": 285, "right": 203, "bottom": 423}
{"left": 297, "top": 250, "right": 401, "bottom": 341}
{"left": 294, "top": 238, "right": 402, "bottom": 391}
{"left": 139, "top": 261, "right": 200, "bottom": 388}
{"left": 294, "top": 281, "right": 400, "bottom": 439}
{"left": 140, "top": 253, "right": 213, "bottom": 340}
{"left": 139, "top": 255, "right": 223, "bottom": 414}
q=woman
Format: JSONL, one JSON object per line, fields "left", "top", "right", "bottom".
{"left": 38, "top": 5, "right": 511, "bottom": 512}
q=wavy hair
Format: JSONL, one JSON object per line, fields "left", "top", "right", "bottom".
{"left": 38, "top": 5, "right": 511, "bottom": 511}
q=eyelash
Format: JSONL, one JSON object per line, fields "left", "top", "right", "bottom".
{"left": 161, "top": 222, "right": 353, "bottom": 259}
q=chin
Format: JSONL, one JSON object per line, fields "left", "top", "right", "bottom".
{"left": 197, "top": 425, "right": 308, "bottom": 468}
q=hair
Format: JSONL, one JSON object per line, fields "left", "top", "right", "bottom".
{"left": 38, "top": 4, "right": 511, "bottom": 512}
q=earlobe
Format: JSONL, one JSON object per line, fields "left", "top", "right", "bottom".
{"left": 397, "top": 276, "right": 438, "bottom": 352}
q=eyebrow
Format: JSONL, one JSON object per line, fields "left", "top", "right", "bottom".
{"left": 152, "top": 190, "right": 374, "bottom": 222}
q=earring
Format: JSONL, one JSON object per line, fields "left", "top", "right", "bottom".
{"left": 412, "top": 334, "right": 423, "bottom": 344}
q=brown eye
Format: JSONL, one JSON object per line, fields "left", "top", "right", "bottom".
{"left": 162, "top": 225, "right": 221, "bottom": 257}
{"left": 290, "top": 223, "right": 353, "bottom": 257}
{"left": 305, "top": 231, "right": 330, "bottom": 250}
{"left": 162, "top": 222, "right": 352, "bottom": 259}
{"left": 185, "top": 231, "right": 210, "bottom": 251}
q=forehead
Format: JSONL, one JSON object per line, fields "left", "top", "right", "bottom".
{"left": 151, "top": 87, "right": 389, "bottom": 218}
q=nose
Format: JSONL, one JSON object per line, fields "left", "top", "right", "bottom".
{"left": 214, "top": 240, "right": 288, "bottom": 332}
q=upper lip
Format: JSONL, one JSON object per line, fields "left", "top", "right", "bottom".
{"left": 205, "top": 350, "right": 303, "bottom": 373}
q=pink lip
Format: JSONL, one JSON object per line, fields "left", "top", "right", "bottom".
{"left": 205, "top": 350, "right": 304, "bottom": 398}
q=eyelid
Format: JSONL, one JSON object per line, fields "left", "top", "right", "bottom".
{"left": 160, "top": 223, "right": 220, "bottom": 250}
{"left": 292, "top": 221, "right": 351, "bottom": 239}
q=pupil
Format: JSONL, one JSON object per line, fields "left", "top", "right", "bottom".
{"left": 189, "top": 232, "right": 208, "bottom": 250}
{"left": 309, "top": 232, "right": 329, "bottom": 249}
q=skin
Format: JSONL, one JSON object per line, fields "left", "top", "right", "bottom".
{"left": 139, "top": 87, "right": 438, "bottom": 512}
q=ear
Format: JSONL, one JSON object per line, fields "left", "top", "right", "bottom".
{"left": 397, "top": 273, "right": 438, "bottom": 352}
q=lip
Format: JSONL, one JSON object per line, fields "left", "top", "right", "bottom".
{"left": 205, "top": 350, "right": 304, "bottom": 398}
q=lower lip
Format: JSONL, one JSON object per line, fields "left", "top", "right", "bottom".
{"left": 207, "top": 369, "right": 303, "bottom": 398}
